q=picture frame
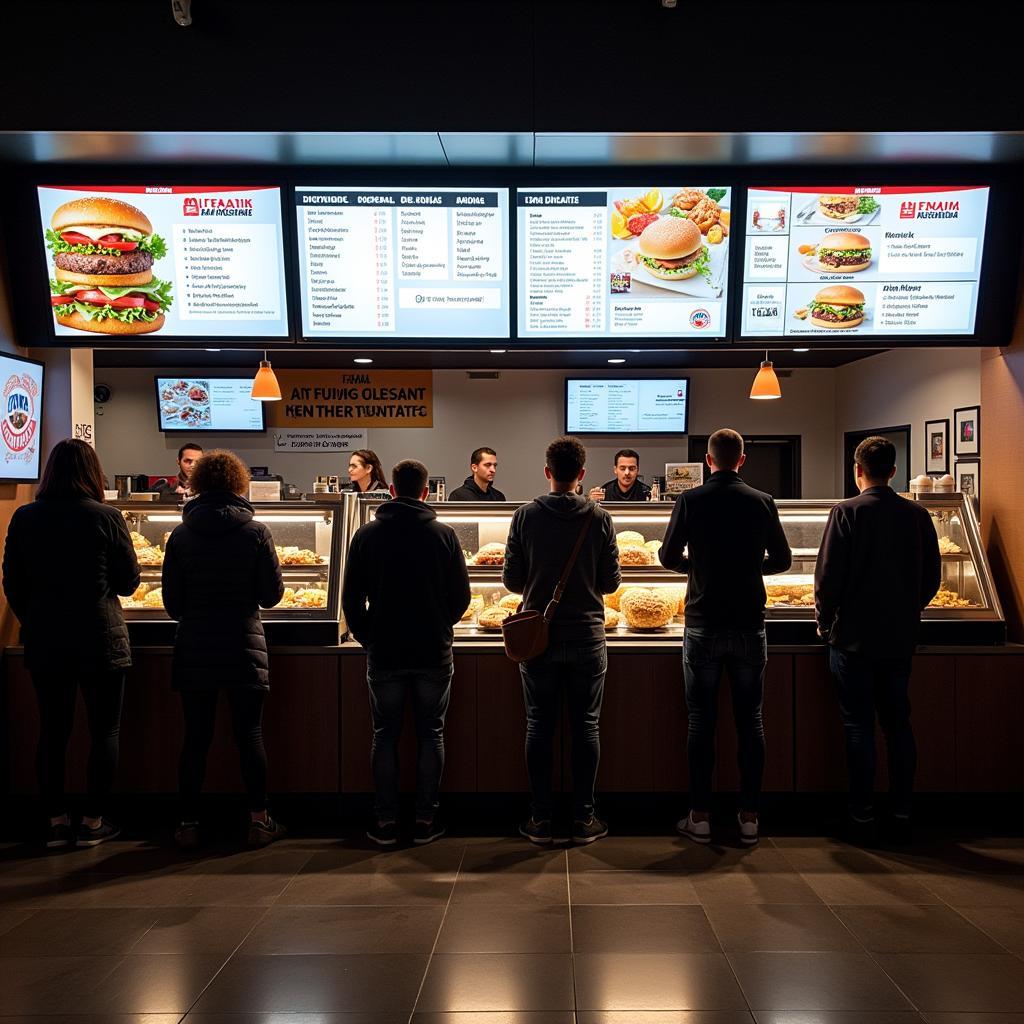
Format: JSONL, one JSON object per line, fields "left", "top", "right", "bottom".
{"left": 924, "top": 418, "right": 950, "bottom": 475}
{"left": 954, "top": 458, "right": 981, "bottom": 508}
{"left": 665, "top": 462, "right": 704, "bottom": 495}
{"left": 953, "top": 405, "right": 981, "bottom": 457}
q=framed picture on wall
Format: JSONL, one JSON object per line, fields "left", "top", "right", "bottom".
{"left": 953, "top": 406, "right": 981, "bottom": 457}
{"left": 925, "top": 418, "right": 950, "bottom": 475}
{"left": 955, "top": 459, "right": 981, "bottom": 507}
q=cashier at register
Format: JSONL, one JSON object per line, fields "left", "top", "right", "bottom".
{"left": 588, "top": 449, "right": 651, "bottom": 503}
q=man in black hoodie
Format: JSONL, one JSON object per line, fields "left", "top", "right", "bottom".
{"left": 448, "top": 447, "right": 506, "bottom": 501}
{"left": 342, "top": 459, "right": 471, "bottom": 846}
{"left": 504, "top": 436, "right": 621, "bottom": 846}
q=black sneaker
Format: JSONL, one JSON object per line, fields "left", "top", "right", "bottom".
{"left": 76, "top": 819, "right": 121, "bottom": 847}
{"left": 45, "top": 823, "right": 74, "bottom": 849}
{"left": 414, "top": 818, "right": 446, "bottom": 846}
{"left": 174, "top": 822, "right": 200, "bottom": 851}
{"left": 519, "top": 817, "right": 553, "bottom": 845}
{"left": 366, "top": 820, "right": 399, "bottom": 847}
{"left": 572, "top": 816, "right": 609, "bottom": 845}
{"left": 248, "top": 816, "right": 287, "bottom": 848}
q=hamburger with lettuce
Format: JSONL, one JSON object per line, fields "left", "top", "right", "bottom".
{"left": 47, "top": 196, "right": 172, "bottom": 335}
{"left": 808, "top": 284, "right": 866, "bottom": 329}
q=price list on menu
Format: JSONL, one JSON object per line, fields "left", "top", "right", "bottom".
{"left": 296, "top": 188, "right": 509, "bottom": 339}
{"left": 519, "top": 192, "right": 607, "bottom": 334}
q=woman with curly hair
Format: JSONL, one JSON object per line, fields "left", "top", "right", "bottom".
{"left": 161, "top": 449, "right": 285, "bottom": 849}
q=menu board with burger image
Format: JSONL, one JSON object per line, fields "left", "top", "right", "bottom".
{"left": 517, "top": 186, "right": 731, "bottom": 338}
{"left": 38, "top": 186, "right": 289, "bottom": 339}
{"left": 742, "top": 186, "right": 990, "bottom": 338}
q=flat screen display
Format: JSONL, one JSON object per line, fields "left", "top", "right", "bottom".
{"left": 38, "top": 185, "right": 289, "bottom": 339}
{"left": 566, "top": 378, "right": 690, "bottom": 435}
{"left": 740, "top": 185, "right": 990, "bottom": 338}
{"left": 0, "top": 352, "right": 44, "bottom": 483}
{"left": 296, "top": 187, "right": 510, "bottom": 339}
{"left": 517, "top": 186, "right": 731, "bottom": 339}
{"left": 155, "top": 377, "right": 266, "bottom": 432}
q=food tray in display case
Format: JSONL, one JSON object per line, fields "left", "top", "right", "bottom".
{"left": 343, "top": 492, "right": 1005, "bottom": 647}
{"left": 114, "top": 501, "right": 345, "bottom": 645}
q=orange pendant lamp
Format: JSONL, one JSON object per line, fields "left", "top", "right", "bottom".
{"left": 749, "top": 350, "right": 781, "bottom": 400}
{"left": 251, "top": 350, "right": 282, "bottom": 401}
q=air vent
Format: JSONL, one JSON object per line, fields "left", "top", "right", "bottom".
{"left": 466, "top": 372, "right": 501, "bottom": 380}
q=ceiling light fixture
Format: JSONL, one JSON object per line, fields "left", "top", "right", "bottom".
{"left": 250, "top": 350, "right": 281, "bottom": 401}
{"left": 749, "top": 349, "right": 781, "bottom": 400}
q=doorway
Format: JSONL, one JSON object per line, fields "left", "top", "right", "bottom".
{"left": 842, "top": 425, "right": 911, "bottom": 497}
{"left": 687, "top": 435, "right": 802, "bottom": 498}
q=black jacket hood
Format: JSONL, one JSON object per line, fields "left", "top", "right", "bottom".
{"left": 533, "top": 491, "right": 596, "bottom": 521}
{"left": 182, "top": 491, "right": 255, "bottom": 537}
{"left": 372, "top": 496, "right": 437, "bottom": 524}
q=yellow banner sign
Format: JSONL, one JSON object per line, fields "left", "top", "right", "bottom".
{"left": 267, "top": 370, "right": 433, "bottom": 428}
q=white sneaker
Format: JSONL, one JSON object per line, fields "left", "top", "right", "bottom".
{"left": 737, "top": 812, "right": 759, "bottom": 845}
{"left": 676, "top": 812, "right": 711, "bottom": 844}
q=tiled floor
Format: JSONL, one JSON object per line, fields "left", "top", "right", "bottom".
{"left": 1, "top": 833, "right": 1023, "bottom": 1022}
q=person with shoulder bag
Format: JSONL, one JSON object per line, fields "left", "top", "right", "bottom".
{"left": 502, "top": 436, "right": 620, "bottom": 846}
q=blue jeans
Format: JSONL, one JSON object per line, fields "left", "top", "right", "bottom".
{"left": 366, "top": 662, "right": 454, "bottom": 822}
{"left": 829, "top": 647, "right": 916, "bottom": 819}
{"left": 683, "top": 627, "right": 767, "bottom": 813}
{"left": 520, "top": 638, "right": 607, "bottom": 821}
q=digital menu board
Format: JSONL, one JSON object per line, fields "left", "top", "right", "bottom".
{"left": 1, "top": 352, "right": 44, "bottom": 483}
{"left": 517, "top": 187, "right": 731, "bottom": 339}
{"left": 741, "top": 186, "right": 990, "bottom": 338}
{"left": 155, "top": 377, "right": 265, "bottom": 433}
{"left": 296, "top": 187, "right": 510, "bottom": 339}
{"left": 566, "top": 378, "right": 690, "bottom": 435}
{"left": 38, "top": 185, "right": 289, "bottom": 339}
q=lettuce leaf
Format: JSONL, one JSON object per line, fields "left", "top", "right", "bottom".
{"left": 45, "top": 228, "right": 168, "bottom": 261}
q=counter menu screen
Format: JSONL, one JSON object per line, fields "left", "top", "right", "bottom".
{"left": 156, "top": 377, "right": 265, "bottom": 432}
{"left": 741, "top": 186, "right": 990, "bottom": 338}
{"left": 38, "top": 185, "right": 289, "bottom": 339}
{"left": 517, "top": 187, "right": 732, "bottom": 339}
{"left": 566, "top": 378, "right": 690, "bottom": 435}
{"left": 296, "top": 187, "right": 510, "bottom": 339}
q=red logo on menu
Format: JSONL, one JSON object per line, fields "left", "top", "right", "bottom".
{"left": 183, "top": 197, "right": 200, "bottom": 216}
{"left": 900, "top": 201, "right": 917, "bottom": 219}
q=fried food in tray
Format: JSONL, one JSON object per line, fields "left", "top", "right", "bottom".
{"left": 477, "top": 605, "right": 512, "bottom": 631}
{"left": 620, "top": 588, "right": 676, "bottom": 629}
{"left": 619, "top": 545, "right": 655, "bottom": 567}
{"left": 275, "top": 545, "right": 324, "bottom": 566}
{"left": 472, "top": 543, "right": 506, "bottom": 566}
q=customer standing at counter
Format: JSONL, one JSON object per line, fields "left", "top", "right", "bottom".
{"left": 3, "top": 439, "right": 140, "bottom": 848}
{"left": 346, "top": 449, "right": 389, "bottom": 493}
{"left": 504, "top": 436, "right": 620, "bottom": 846}
{"left": 814, "top": 436, "right": 941, "bottom": 844}
{"left": 588, "top": 449, "right": 651, "bottom": 502}
{"left": 162, "top": 450, "right": 286, "bottom": 849}
{"left": 660, "top": 428, "right": 791, "bottom": 846}
{"left": 342, "top": 459, "right": 471, "bottom": 846}
{"left": 449, "top": 447, "right": 506, "bottom": 501}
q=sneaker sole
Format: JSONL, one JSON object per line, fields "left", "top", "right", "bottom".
{"left": 366, "top": 831, "right": 398, "bottom": 847}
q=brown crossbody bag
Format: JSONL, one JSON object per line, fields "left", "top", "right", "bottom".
{"left": 501, "top": 508, "right": 595, "bottom": 663}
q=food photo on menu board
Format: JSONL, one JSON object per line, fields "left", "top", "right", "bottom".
{"left": 37, "top": 186, "right": 289, "bottom": 339}
{"left": 517, "top": 187, "right": 731, "bottom": 338}
{"left": 742, "top": 186, "right": 990, "bottom": 338}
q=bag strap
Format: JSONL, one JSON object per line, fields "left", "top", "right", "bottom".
{"left": 542, "top": 507, "right": 596, "bottom": 623}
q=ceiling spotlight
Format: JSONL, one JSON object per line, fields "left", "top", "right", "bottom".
{"left": 354, "top": 358, "right": 373, "bottom": 364}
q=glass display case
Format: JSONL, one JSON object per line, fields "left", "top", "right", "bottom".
{"left": 114, "top": 500, "right": 344, "bottom": 644}
{"left": 343, "top": 492, "right": 1005, "bottom": 646}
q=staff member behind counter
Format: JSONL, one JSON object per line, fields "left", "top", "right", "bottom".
{"left": 449, "top": 447, "right": 507, "bottom": 502}
{"left": 588, "top": 449, "right": 651, "bottom": 503}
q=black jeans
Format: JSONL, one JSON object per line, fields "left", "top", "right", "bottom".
{"left": 179, "top": 688, "right": 268, "bottom": 821}
{"left": 683, "top": 627, "right": 767, "bottom": 814}
{"left": 366, "top": 661, "right": 453, "bottom": 822}
{"left": 520, "top": 637, "right": 607, "bottom": 822}
{"left": 32, "top": 669, "right": 125, "bottom": 820}
{"left": 829, "top": 647, "right": 916, "bottom": 819}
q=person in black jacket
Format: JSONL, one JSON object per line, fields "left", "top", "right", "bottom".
{"left": 660, "top": 428, "right": 791, "bottom": 846}
{"left": 815, "top": 436, "right": 941, "bottom": 841}
{"left": 588, "top": 448, "right": 651, "bottom": 502}
{"left": 3, "top": 439, "right": 140, "bottom": 849}
{"left": 449, "top": 447, "right": 507, "bottom": 501}
{"left": 343, "top": 459, "right": 471, "bottom": 846}
{"left": 504, "top": 436, "right": 621, "bottom": 846}
{"left": 162, "top": 450, "right": 285, "bottom": 849}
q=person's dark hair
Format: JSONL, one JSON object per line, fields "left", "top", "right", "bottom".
{"left": 36, "top": 438, "right": 106, "bottom": 502}
{"left": 546, "top": 435, "right": 587, "bottom": 484}
{"left": 855, "top": 436, "right": 897, "bottom": 481}
{"left": 614, "top": 448, "right": 640, "bottom": 466}
{"left": 392, "top": 459, "right": 429, "bottom": 499}
{"left": 177, "top": 442, "right": 204, "bottom": 462}
{"left": 189, "top": 449, "right": 251, "bottom": 496}
{"left": 708, "top": 428, "right": 744, "bottom": 470}
{"left": 471, "top": 447, "right": 497, "bottom": 467}
{"left": 351, "top": 449, "right": 387, "bottom": 489}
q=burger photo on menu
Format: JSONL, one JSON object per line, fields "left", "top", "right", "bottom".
{"left": 802, "top": 285, "right": 867, "bottom": 329}
{"left": 46, "top": 197, "right": 172, "bottom": 335}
